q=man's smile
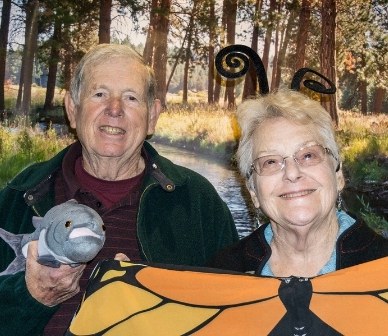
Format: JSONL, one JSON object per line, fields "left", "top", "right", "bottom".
{"left": 99, "top": 126, "right": 126, "bottom": 135}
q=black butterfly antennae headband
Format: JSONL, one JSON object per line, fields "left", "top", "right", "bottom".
{"left": 215, "top": 44, "right": 336, "bottom": 95}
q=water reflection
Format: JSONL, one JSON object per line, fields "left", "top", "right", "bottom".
{"left": 151, "top": 142, "right": 257, "bottom": 237}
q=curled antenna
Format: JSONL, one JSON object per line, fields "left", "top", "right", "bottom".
{"left": 215, "top": 44, "right": 269, "bottom": 94}
{"left": 215, "top": 44, "right": 336, "bottom": 95}
{"left": 291, "top": 68, "right": 336, "bottom": 94}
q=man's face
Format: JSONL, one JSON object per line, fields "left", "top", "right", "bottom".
{"left": 66, "top": 57, "right": 159, "bottom": 163}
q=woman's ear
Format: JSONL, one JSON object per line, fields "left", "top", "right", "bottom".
{"left": 246, "top": 181, "right": 260, "bottom": 209}
{"left": 64, "top": 92, "right": 77, "bottom": 129}
{"left": 336, "top": 164, "right": 345, "bottom": 192}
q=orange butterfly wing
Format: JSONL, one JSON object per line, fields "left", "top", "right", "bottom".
{"left": 310, "top": 257, "right": 388, "bottom": 335}
{"left": 135, "top": 265, "right": 285, "bottom": 335}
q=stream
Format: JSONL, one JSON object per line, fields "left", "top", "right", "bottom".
{"left": 151, "top": 142, "right": 257, "bottom": 238}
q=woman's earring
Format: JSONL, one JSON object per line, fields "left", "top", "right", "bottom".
{"left": 336, "top": 191, "right": 343, "bottom": 211}
{"left": 255, "top": 207, "right": 268, "bottom": 226}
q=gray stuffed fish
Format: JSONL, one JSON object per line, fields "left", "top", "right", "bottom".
{"left": 0, "top": 199, "right": 106, "bottom": 276}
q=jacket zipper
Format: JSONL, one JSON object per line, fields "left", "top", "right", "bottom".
{"left": 31, "top": 204, "right": 42, "bottom": 217}
{"left": 136, "top": 182, "right": 159, "bottom": 261}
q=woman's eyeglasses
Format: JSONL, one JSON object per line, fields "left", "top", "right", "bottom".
{"left": 248, "top": 144, "right": 338, "bottom": 177}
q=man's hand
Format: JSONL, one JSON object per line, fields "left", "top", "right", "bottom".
{"left": 25, "top": 241, "right": 86, "bottom": 307}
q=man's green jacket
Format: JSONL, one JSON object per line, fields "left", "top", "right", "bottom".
{"left": 0, "top": 141, "right": 238, "bottom": 335}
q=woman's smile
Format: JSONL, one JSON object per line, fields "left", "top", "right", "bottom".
{"left": 279, "top": 189, "right": 316, "bottom": 199}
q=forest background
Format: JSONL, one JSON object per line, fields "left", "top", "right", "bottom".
{"left": 0, "top": 0, "right": 387, "bottom": 231}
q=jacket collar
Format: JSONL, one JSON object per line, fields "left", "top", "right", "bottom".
{"left": 142, "top": 141, "right": 188, "bottom": 189}
{"left": 9, "top": 141, "right": 183, "bottom": 206}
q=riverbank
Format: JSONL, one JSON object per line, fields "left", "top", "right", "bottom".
{"left": 151, "top": 134, "right": 238, "bottom": 164}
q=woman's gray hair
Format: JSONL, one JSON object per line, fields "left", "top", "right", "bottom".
{"left": 237, "top": 89, "right": 340, "bottom": 186}
{"left": 69, "top": 43, "right": 157, "bottom": 109}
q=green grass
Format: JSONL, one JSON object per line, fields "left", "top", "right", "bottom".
{"left": 0, "top": 125, "right": 74, "bottom": 187}
{"left": 335, "top": 113, "right": 388, "bottom": 205}
{"left": 358, "top": 196, "right": 388, "bottom": 237}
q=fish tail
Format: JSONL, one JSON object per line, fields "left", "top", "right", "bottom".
{"left": 0, "top": 228, "right": 24, "bottom": 255}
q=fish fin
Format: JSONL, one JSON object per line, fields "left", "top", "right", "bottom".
{"left": 0, "top": 228, "right": 24, "bottom": 255}
{"left": 37, "top": 255, "right": 62, "bottom": 268}
{"left": 37, "top": 229, "right": 60, "bottom": 268}
{"left": 0, "top": 255, "right": 26, "bottom": 276}
{"left": 32, "top": 216, "right": 44, "bottom": 229}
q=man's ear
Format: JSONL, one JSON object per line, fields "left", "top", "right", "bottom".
{"left": 64, "top": 92, "right": 77, "bottom": 129}
{"left": 147, "top": 99, "right": 162, "bottom": 135}
{"left": 246, "top": 181, "right": 260, "bottom": 209}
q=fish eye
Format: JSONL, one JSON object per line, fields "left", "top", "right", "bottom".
{"left": 102, "top": 225, "right": 106, "bottom": 231}
{"left": 65, "top": 220, "right": 72, "bottom": 228}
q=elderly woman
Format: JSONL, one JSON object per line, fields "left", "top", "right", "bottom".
{"left": 211, "top": 89, "right": 388, "bottom": 277}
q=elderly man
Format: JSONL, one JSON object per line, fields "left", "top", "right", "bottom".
{"left": 0, "top": 44, "right": 238, "bottom": 335}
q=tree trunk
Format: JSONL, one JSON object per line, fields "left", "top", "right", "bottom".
{"left": 359, "top": 54, "right": 368, "bottom": 115}
{"left": 214, "top": 0, "right": 229, "bottom": 105}
{"left": 273, "top": 5, "right": 297, "bottom": 89}
{"left": 98, "top": 0, "right": 112, "bottom": 44}
{"left": 207, "top": 0, "right": 216, "bottom": 104}
{"left": 294, "top": 0, "right": 311, "bottom": 71}
{"left": 372, "top": 87, "right": 386, "bottom": 114}
{"left": 359, "top": 82, "right": 368, "bottom": 114}
{"left": 153, "top": 0, "right": 171, "bottom": 108}
{"left": 182, "top": 1, "right": 198, "bottom": 104}
{"left": 242, "top": 0, "right": 262, "bottom": 99}
{"left": 143, "top": 0, "right": 159, "bottom": 65}
{"left": 224, "top": 0, "right": 237, "bottom": 108}
{"left": 44, "top": 20, "right": 62, "bottom": 111}
{"left": 0, "top": 0, "right": 12, "bottom": 117}
{"left": 17, "top": 0, "right": 39, "bottom": 117}
{"left": 62, "top": 22, "right": 72, "bottom": 92}
{"left": 270, "top": 2, "right": 281, "bottom": 91}
{"left": 166, "top": 34, "right": 186, "bottom": 93}
{"left": 262, "top": 0, "right": 276, "bottom": 72}
{"left": 16, "top": 62, "right": 24, "bottom": 110}
{"left": 63, "top": 50, "right": 72, "bottom": 92}
{"left": 320, "top": 0, "right": 338, "bottom": 125}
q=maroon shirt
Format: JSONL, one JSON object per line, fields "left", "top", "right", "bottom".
{"left": 44, "top": 142, "right": 145, "bottom": 335}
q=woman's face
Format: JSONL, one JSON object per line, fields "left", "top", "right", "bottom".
{"left": 248, "top": 117, "right": 344, "bottom": 230}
